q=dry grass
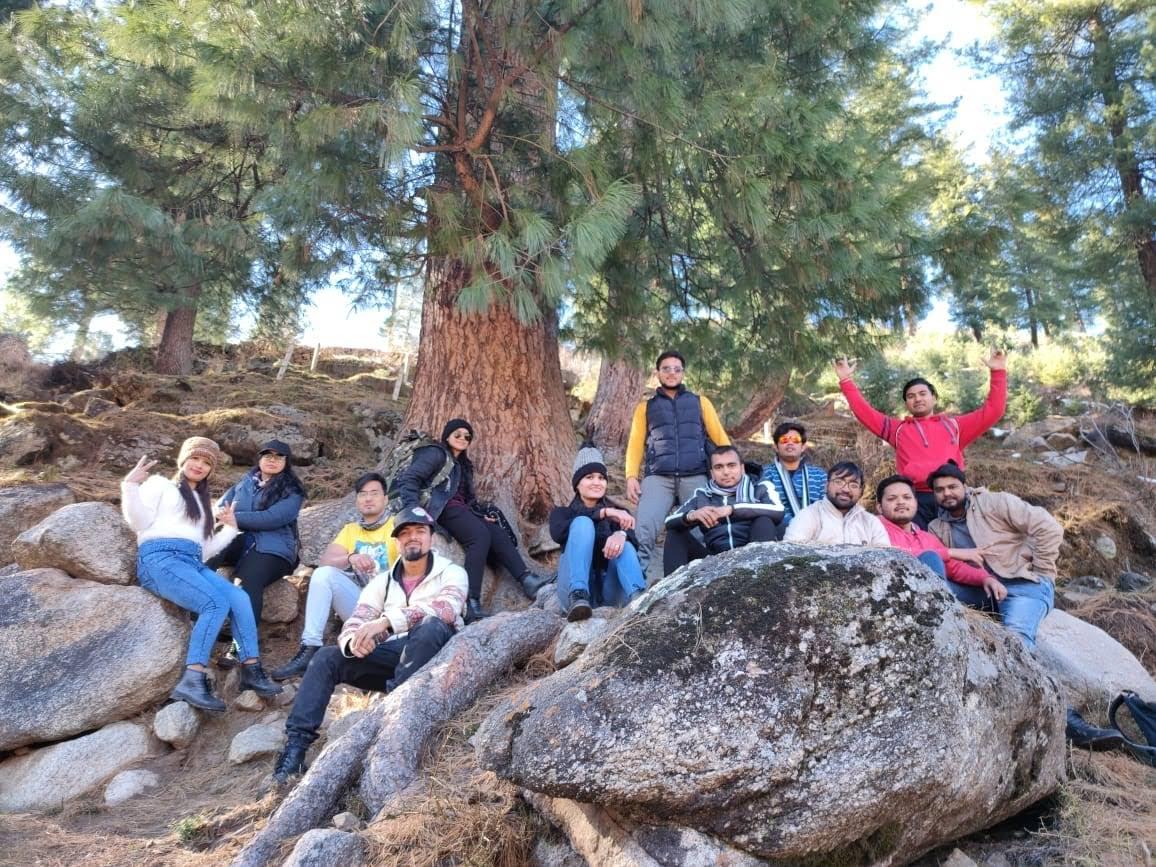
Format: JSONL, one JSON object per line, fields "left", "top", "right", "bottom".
{"left": 361, "top": 671, "right": 551, "bottom": 867}
{"left": 1069, "top": 593, "right": 1156, "bottom": 674}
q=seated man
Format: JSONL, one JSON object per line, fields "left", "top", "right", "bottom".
{"left": 927, "top": 461, "right": 1060, "bottom": 648}
{"left": 759, "top": 421, "right": 827, "bottom": 527}
{"left": 663, "top": 445, "right": 784, "bottom": 575}
{"left": 271, "top": 506, "right": 467, "bottom": 784}
{"left": 783, "top": 461, "right": 890, "bottom": 547}
{"left": 875, "top": 474, "right": 1007, "bottom": 602}
{"left": 271, "top": 472, "right": 398, "bottom": 680}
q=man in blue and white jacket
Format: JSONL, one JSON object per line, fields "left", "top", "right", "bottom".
{"left": 760, "top": 421, "right": 827, "bottom": 526}
{"left": 663, "top": 445, "right": 784, "bottom": 575}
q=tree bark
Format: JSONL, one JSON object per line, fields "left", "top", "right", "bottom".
{"left": 403, "top": 258, "right": 574, "bottom": 523}
{"left": 585, "top": 356, "right": 649, "bottom": 454}
{"left": 728, "top": 371, "right": 791, "bottom": 440}
{"left": 232, "top": 609, "right": 563, "bottom": 867}
{"left": 155, "top": 283, "right": 201, "bottom": 375}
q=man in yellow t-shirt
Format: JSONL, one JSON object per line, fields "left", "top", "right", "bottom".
{"left": 271, "top": 472, "right": 398, "bottom": 680}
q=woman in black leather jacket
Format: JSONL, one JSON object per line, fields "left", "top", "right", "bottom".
{"left": 393, "top": 418, "right": 552, "bottom": 621}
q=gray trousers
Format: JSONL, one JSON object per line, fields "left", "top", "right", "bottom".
{"left": 635, "top": 473, "right": 707, "bottom": 573}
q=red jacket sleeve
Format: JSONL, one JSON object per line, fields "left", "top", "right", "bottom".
{"left": 923, "top": 529, "right": 990, "bottom": 587}
{"left": 954, "top": 369, "right": 1007, "bottom": 447}
{"left": 839, "top": 379, "right": 900, "bottom": 446}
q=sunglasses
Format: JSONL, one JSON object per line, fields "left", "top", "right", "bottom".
{"left": 453, "top": 431, "right": 472, "bottom": 441}
{"left": 259, "top": 451, "right": 287, "bottom": 458}
{"left": 777, "top": 434, "right": 803, "bottom": 444}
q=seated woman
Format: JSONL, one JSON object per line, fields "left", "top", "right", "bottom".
{"left": 549, "top": 443, "right": 646, "bottom": 622}
{"left": 393, "top": 418, "right": 551, "bottom": 622}
{"left": 120, "top": 437, "right": 282, "bottom": 712}
{"left": 209, "top": 439, "right": 305, "bottom": 664}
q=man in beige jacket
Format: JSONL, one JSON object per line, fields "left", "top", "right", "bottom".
{"left": 927, "top": 461, "right": 1060, "bottom": 648}
{"left": 784, "top": 462, "right": 891, "bottom": 547}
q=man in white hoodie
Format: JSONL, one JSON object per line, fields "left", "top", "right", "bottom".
{"left": 271, "top": 505, "right": 467, "bottom": 784}
{"left": 783, "top": 461, "right": 890, "bottom": 547}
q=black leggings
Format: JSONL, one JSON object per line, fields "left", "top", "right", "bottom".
{"left": 437, "top": 504, "right": 528, "bottom": 599}
{"left": 207, "top": 537, "right": 294, "bottom": 624}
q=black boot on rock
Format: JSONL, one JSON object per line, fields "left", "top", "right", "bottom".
{"left": 271, "top": 645, "right": 319, "bottom": 681}
{"left": 170, "top": 667, "right": 226, "bottom": 713}
{"left": 272, "top": 741, "right": 308, "bottom": 785}
{"left": 465, "top": 597, "right": 487, "bottom": 624}
{"left": 1066, "top": 708, "right": 1125, "bottom": 750}
{"left": 566, "top": 589, "right": 593, "bottom": 623}
{"left": 238, "top": 662, "right": 283, "bottom": 696}
{"left": 519, "top": 571, "right": 554, "bottom": 600}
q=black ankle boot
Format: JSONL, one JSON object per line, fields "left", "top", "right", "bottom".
{"left": 170, "top": 668, "right": 226, "bottom": 713}
{"left": 519, "top": 571, "right": 553, "bottom": 599}
{"left": 271, "top": 645, "right": 319, "bottom": 681}
{"left": 272, "top": 741, "right": 308, "bottom": 784}
{"left": 465, "top": 597, "right": 486, "bottom": 624}
{"left": 566, "top": 589, "right": 593, "bottom": 622}
{"left": 1066, "top": 708, "right": 1125, "bottom": 750}
{"left": 238, "top": 662, "right": 283, "bottom": 696}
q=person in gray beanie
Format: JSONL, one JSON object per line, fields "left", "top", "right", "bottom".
{"left": 548, "top": 442, "right": 646, "bottom": 621}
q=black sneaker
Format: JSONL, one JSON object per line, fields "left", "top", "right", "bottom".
{"left": 519, "top": 571, "right": 554, "bottom": 599}
{"left": 566, "top": 589, "right": 593, "bottom": 622}
{"left": 465, "top": 597, "right": 487, "bottom": 624}
{"left": 1066, "top": 708, "right": 1124, "bottom": 750}
{"left": 271, "top": 742, "right": 308, "bottom": 785}
{"left": 271, "top": 645, "right": 319, "bottom": 681}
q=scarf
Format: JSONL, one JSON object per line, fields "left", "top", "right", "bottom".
{"left": 775, "top": 459, "right": 808, "bottom": 516}
{"left": 705, "top": 474, "right": 758, "bottom": 503}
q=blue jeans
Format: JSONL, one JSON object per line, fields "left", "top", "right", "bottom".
{"left": 917, "top": 551, "right": 946, "bottom": 577}
{"left": 945, "top": 575, "right": 1054, "bottom": 648}
{"left": 137, "top": 538, "right": 261, "bottom": 667}
{"left": 556, "top": 517, "right": 647, "bottom": 609}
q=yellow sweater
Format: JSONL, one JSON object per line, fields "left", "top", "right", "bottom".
{"left": 624, "top": 393, "right": 731, "bottom": 480}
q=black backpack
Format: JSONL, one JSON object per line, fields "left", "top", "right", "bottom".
{"left": 381, "top": 430, "right": 456, "bottom": 512}
{"left": 1108, "top": 690, "right": 1156, "bottom": 766}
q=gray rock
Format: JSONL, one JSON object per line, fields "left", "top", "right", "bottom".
{"left": 62, "top": 388, "right": 117, "bottom": 412}
{"left": 83, "top": 397, "right": 120, "bottom": 417}
{"left": 554, "top": 617, "right": 610, "bottom": 667}
{"left": 0, "top": 483, "right": 75, "bottom": 553}
{"left": 233, "top": 690, "right": 266, "bottom": 712}
{"left": 273, "top": 683, "right": 298, "bottom": 708}
{"left": 331, "top": 811, "right": 363, "bottom": 832}
{"left": 0, "top": 570, "right": 188, "bottom": 751}
{"left": 1041, "top": 449, "right": 1087, "bottom": 467}
{"left": 228, "top": 722, "right": 285, "bottom": 764}
{"left": 214, "top": 412, "right": 318, "bottom": 467}
{"left": 1035, "top": 609, "right": 1156, "bottom": 717}
{"left": 528, "top": 836, "right": 585, "bottom": 867}
{"left": 1094, "top": 534, "right": 1118, "bottom": 559}
{"left": 1002, "top": 418, "right": 1079, "bottom": 451}
{"left": 476, "top": 544, "right": 1066, "bottom": 865}
{"left": 324, "top": 709, "right": 367, "bottom": 743}
{"left": 1069, "top": 575, "right": 1106, "bottom": 591}
{"left": 1044, "top": 432, "right": 1081, "bottom": 451}
{"left": 942, "top": 849, "right": 979, "bottom": 867}
{"left": 298, "top": 496, "right": 357, "bottom": 566}
{"left": 0, "top": 419, "right": 49, "bottom": 465}
{"left": 260, "top": 578, "right": 299, "bottom": 623}
{"left": 0, "top": 721, "right": 159, "bottom": 812}
{"left": 281, "top": 829, "right": 367, "bottom": 867}
{"left": 13, "top": 501, "right": 137, "bottom": 584}
{"left": 104, "top": 769, "right": 160, "bottom": 806}
{"left": 1117, "top": 571, "right": 1153, "bottom": 593}
{"left": 1028, "top": 437, "right": 1051, "bottom": 453}
{"left": 153, "top": 702, "right": 200, "bottom": 749}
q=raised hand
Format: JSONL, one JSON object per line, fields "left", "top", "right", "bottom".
{"left": 833, "top": 357, "right": 857, "bottom": 382}
{"left": 983, "top": 348, "right": 1008, "bottom": 370}
{"left": 124, "top": 455, "right": 156, "bottom": 485}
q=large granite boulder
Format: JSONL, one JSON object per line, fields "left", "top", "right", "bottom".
{"left": 211, "top": 405, "right": 319, "bottom": 466}
{"left": 13, "top": 502, "right": 137, "bottom": 584}
{"left": 0, "top": 483, "right": 75, "bottom": 553}
{"left": 0, "top": 721, "right": 160, "bottom": 812}
{"left": 0, "top": 569, "right": 188, "bottom": 751}
{"left": 476, "top": 544, "right": 1066, "bottom": 865}
{"left": 1035, "top": 609, "right": 1156, "bottom": 719}
{"left": 0, "top": 418, "right": 50, "bottom": 465}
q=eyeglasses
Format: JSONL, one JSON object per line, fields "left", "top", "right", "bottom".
{"left": 777, "top": 434, "right": 803, "bottom": 444}
{"left": 829, "top": 478, "right": 862, "bottom": 490}
{"left": 259, "top": 451, "right": 286, "bottom": 459}
{"left": 658, "top": 365, "right": 684, "bottom": 373}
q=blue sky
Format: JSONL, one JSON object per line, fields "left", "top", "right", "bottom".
{"left": 1, "top": 0, "right": 1006, "bottom": 353}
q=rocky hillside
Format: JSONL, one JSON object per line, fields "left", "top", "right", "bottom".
{"left": 1, "top": 342, "right": 1155, "bottom": 866}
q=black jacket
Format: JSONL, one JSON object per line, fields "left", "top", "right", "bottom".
{"left": 665, "top": 477, "right": 784, "bottom": 553}
{"left": 394, "top": 443, "right": 474, "bottom": 519}
{"left": 549, "top": 497, "right": 638, "bottom": 575}
{"left": 645, "top": 386, "right": 709, "bottom": 476}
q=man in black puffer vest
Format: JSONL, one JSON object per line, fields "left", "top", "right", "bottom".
{"left": 625, "top": 350, "right": 731, "bottom": 574}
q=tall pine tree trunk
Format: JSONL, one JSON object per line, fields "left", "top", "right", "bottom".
{"left": 728, "top": 371, "right": 791, "bottom": 440}
{"left": 155, "top": 283, "right": 201, "bottom": 375}
{"left": 403, "top": 258, "right": 573, "bottom": 523}
{"left": 585, "top": 355, "right": 648, "bottom": 454}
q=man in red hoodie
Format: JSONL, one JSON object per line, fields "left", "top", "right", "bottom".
{"left": 835, "top": 349, "right": 1007, "bottom": 528}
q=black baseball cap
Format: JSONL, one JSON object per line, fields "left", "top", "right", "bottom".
{"left": 391, "top": 505, "right": 437, "bottom": 536}
{"left": 259, "top": 439, "right": 292, "bottom": 458}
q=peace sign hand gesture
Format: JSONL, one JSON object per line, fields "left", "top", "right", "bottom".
{"left": 124, "top": 455, "right": 157, "bottom": 485}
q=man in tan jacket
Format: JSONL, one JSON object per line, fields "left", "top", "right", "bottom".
{"left": 784, "top": 462, "right": 891, "bottom": 547}
{"left": 927, "top": 461, "right": 1060, "bottom": 648}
